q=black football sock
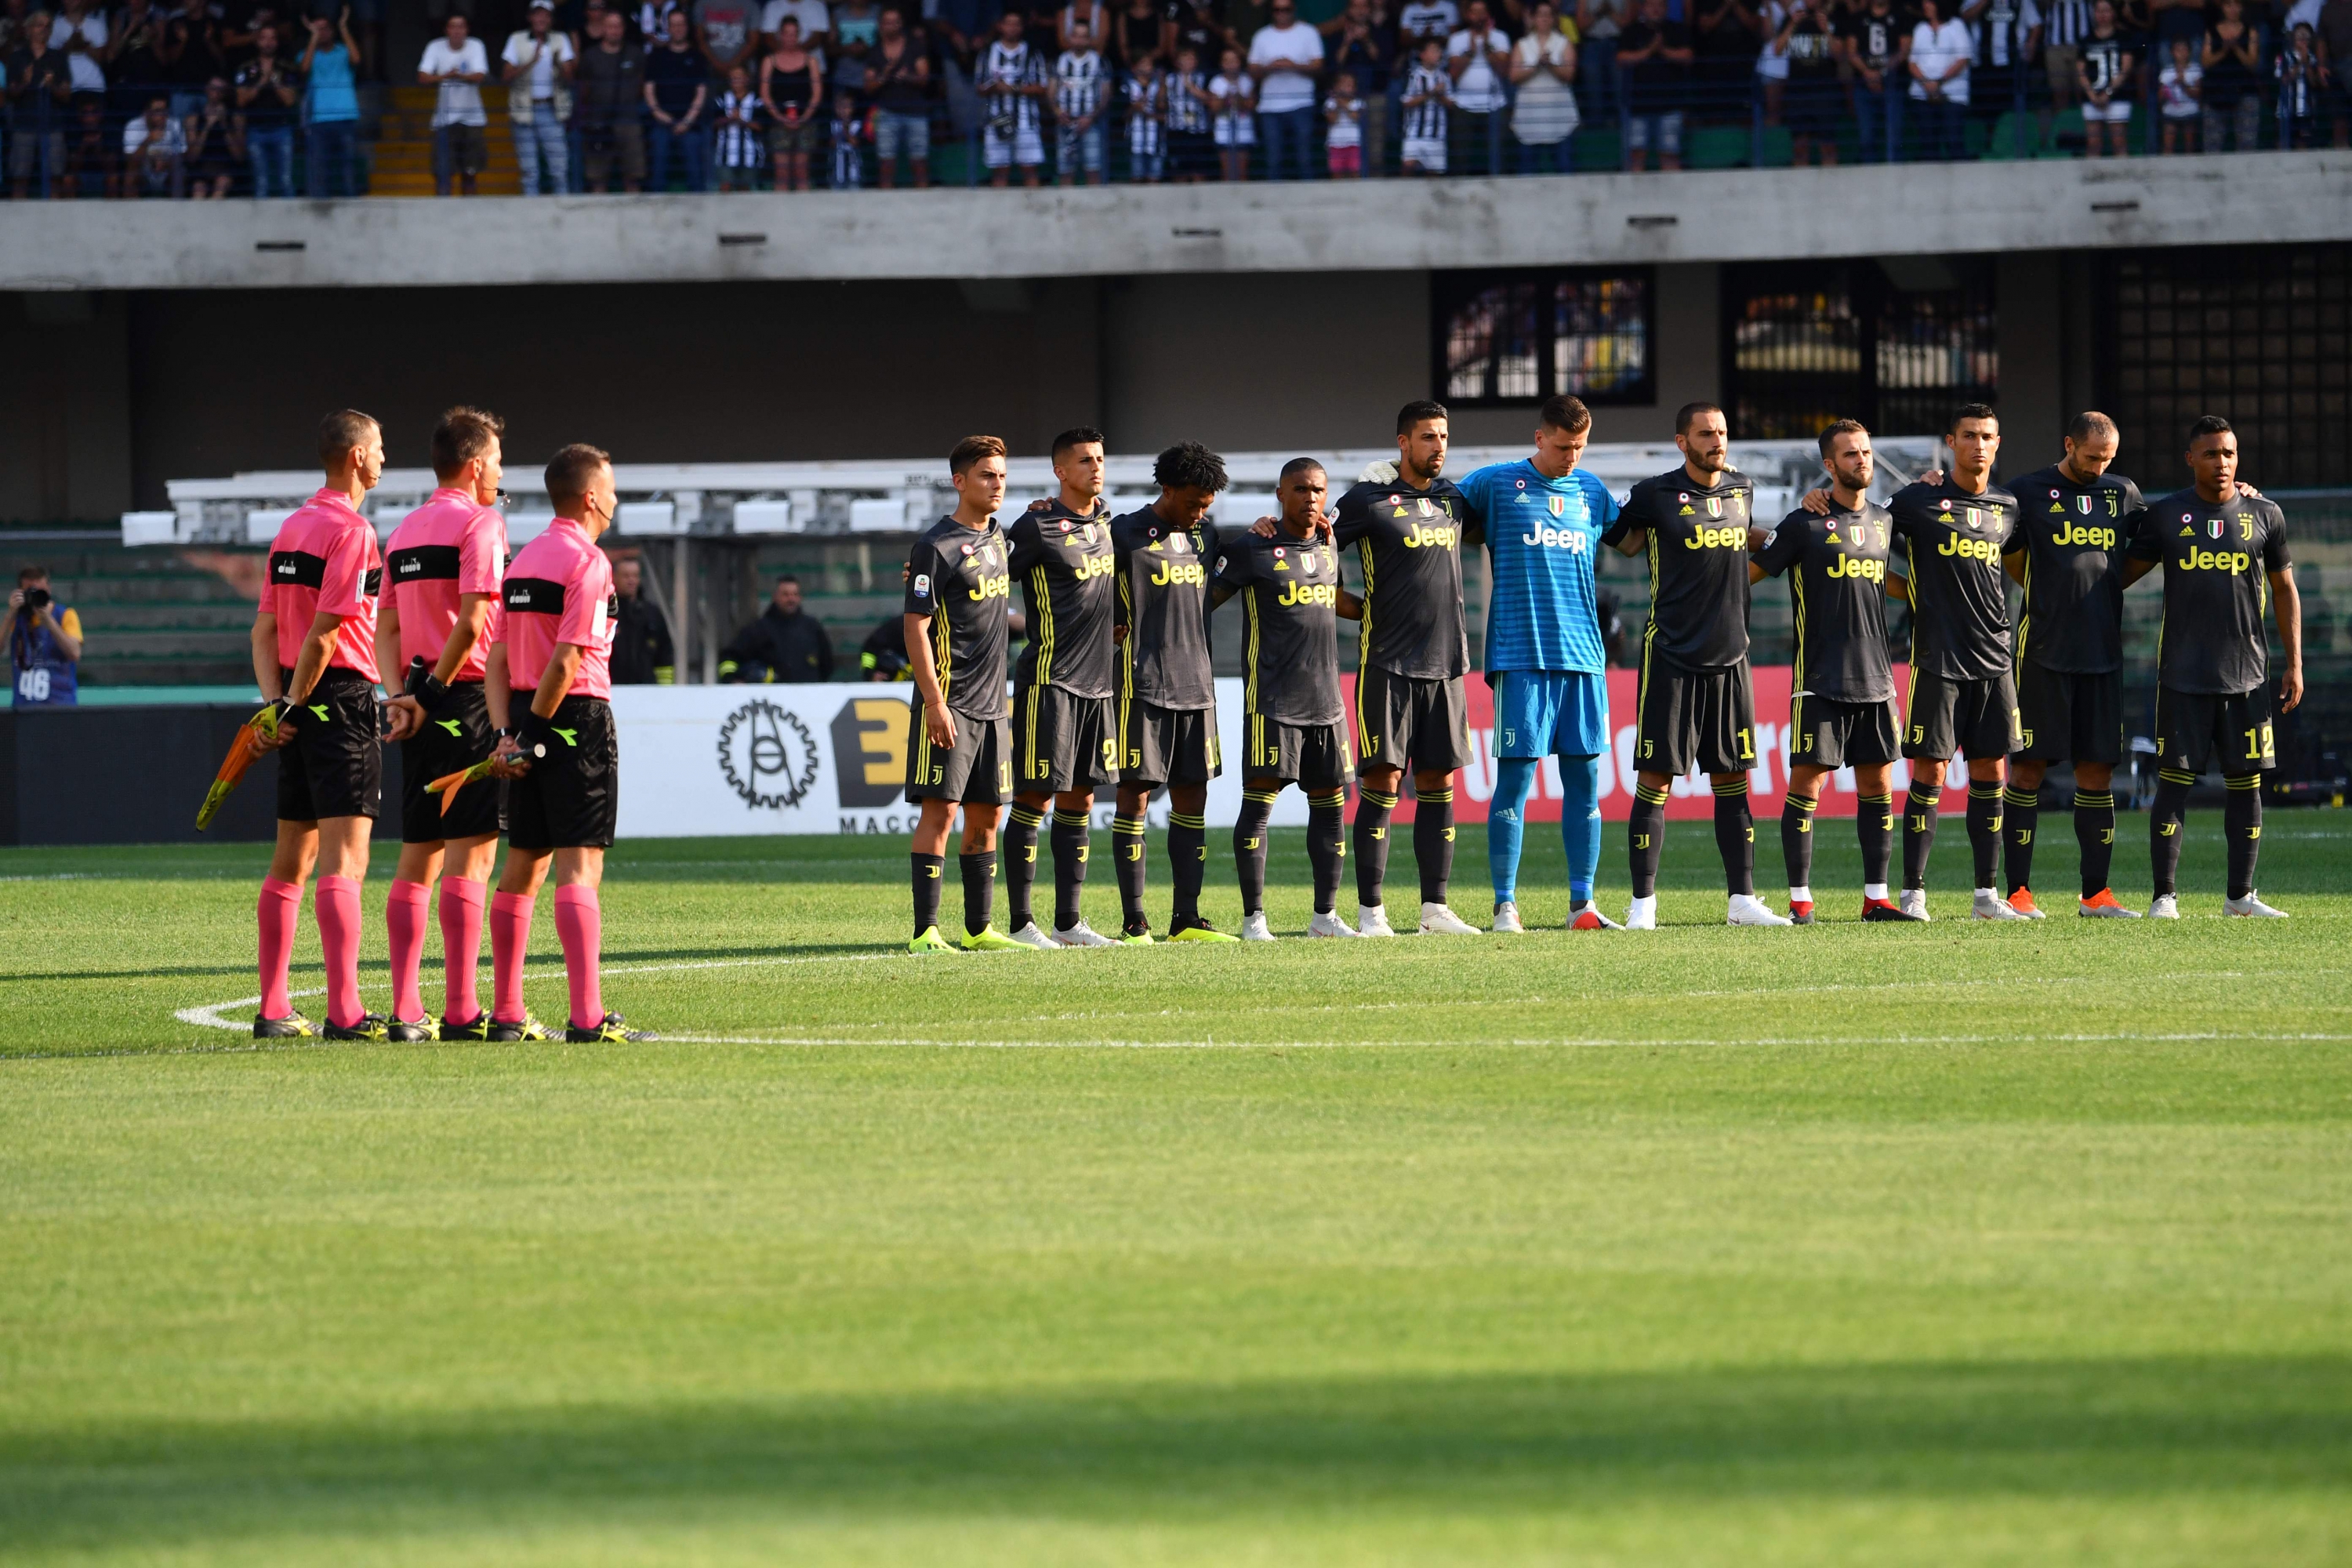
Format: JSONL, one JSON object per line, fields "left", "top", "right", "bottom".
{"left": 1112, "top": 811, "right": 1149, "bottom": 929}
{"left": 1308, "top": 790, "right": 1347, "bottom": 916}
{"left": 1711, "top": 778, "right": 1755, "bottom": 897}
{"left": 1629, "top": 782, "right": 1668, "bottom": 898}
{"left": 1780, "top": 793, "right": 1818, "bottom": 895}
{"left": 1415, "top": 784, "right": 1456, "bottom": 906}
{"left": 1353, "top": 785, "right": 1397, "bottom": 909}
{"left": 1966, "top": 782, "right": 2005, "bottom": 891}
{"left": 2074, "top": 788, "right": 2116, "bottom": 897}
{"left": 1050, "top": 808, "right": 1091, "bottom": 931}
{"left": 957, "top": 850, "right": 996, "bottom": 937}
{"left": 1902, "top": 786, "right": 1941, "bottom": 891}
{"left": 2225, "top": 774, "right": 2263, "bottom": 899}
{"left": 2149, "top": 770, "right": 2194, "bottom": 897}
{"left": 2002, "top": 783, "right": 2040, "bottom": 895}
{"left": 1234, "top": 790, "right": 1276, "bottom": 916}
{"left": 1003, "top": 803, "right": 1044, "bottom": 930}
{"left": 1169, "top": 809, "right": 1208, "bottom": 925}
{"left": 911, "top": 852, "right": 946, "bottom": 938}
{"left": 1857, "top": 792, "right": 1895, "bottom": 889}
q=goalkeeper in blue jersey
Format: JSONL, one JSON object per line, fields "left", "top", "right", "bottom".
{"left": 1456, "top": 394, "right": 1623, "bottom": 931}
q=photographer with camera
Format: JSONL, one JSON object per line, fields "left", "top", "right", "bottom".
{"left": 9, "top": 567, "right": 82, "bottom": 708}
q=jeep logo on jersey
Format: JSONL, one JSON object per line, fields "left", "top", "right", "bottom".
{"left": 717, "top": 700, "right": 822, "bottom": 811}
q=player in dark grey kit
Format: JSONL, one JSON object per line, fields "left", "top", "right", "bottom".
{"left": 1885, "top": 403, "right": 2024, "bottom": 922}
{"left": 2125, "top": 416, "right": 2302, "bottom": 918}
{"left": 1213, "top": 459, "right": 1361, "bottom": 941}
{"left": 1751, "top": 419, "right": 1918, "bottom": 924}
{"left": 1107, "top": 442, "right": 1239, "bottom": 942}
{"left": 903, "top": 435, "right": 1028, "bottom": 953}
{"left": 1999, "top": 411, "right": 2146, "bottom": 919}
{"left": 1003, "top": 426, "right": 1121, "bottom": 949}
{"left": 1330, "top": 401, "right": 1482, "bottom": 938}
{"left": 1604, "top": 402, "right": 1788, "bottom": 927}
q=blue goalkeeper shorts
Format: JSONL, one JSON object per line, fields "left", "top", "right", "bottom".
{"left": 1492, "top": 670, "right": 1610, "bottom": 759}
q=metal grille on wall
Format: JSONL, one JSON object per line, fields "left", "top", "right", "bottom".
{"left": 2100, "top": 245, "right": 2352, "bottom": 489}
{"left": 1433, "top": 269, "right": 1655, "bottom": 408}
{"left": 1722, "top": 260, "right": 1998, "bottom": 440}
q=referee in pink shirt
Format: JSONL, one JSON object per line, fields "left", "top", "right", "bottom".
{"left": 251, "top": 408, "right": 389, "bottom": 1041}
{"left": 376, "top": 407, "right": 510, "bottom": 1044}
{"left": 482, "top": 443, "right": 652, "bottom": 1044}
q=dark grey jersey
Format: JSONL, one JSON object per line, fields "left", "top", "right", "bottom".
{"left": 2131, "top": 488, "right": 2291, "bottom": 695}
{"left": 1755, "top": 499, "right": 1896, "bottom": 705}
{"left": 1330, "top": 477, "right": 1470, "bottom": 681}
{"left": 1006, "top": 499, "right": 1117, "bottom": 699}
{"left": 1214, "top": 528, "right": 1344, "bottom": 726}
{"left": 903, "top": 515, "right": 1012, "bottom": 720}
{"left": 2007, "top": 463, "right": 2145, "bottom": 675}
{"left": 1888, "top": 478, "right": 2021, "bottom": 680}
{"left": 1111, "top": 505, "right": 1218, "bottom": 712}
{"left": 1606, "top": 467, "right": 1757, "bottom": 669}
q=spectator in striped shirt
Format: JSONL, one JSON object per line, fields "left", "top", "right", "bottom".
{"left": 1209, "top": 42, "right": 1254, "bottom": 177}
{"left": 1166, "top": 40, "right": 1216, "bottom": 178}
{"left": 828, "top": 86, "right": 866, "bottom": 183}
{"left": 2042, "top": 0, "right": 2089, "bottom": 120}
{"left": 713, "top": 64, "right": 763, "bottom": 185}
{"left": 1054, "top": 17, "right": 1108, "bottom": 182}
{"left": 981, "top": 9, "right": 1047, "bottom": 185}
{"left": 1400, "top": 32, "right": 1450, "bottom": 171}
{"left": 1127, "top": 49, "right": 1167, "bottom": 179}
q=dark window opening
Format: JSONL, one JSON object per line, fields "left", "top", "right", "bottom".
{"left": 1433, "top": 269, "right": 1655, "bottom": 408}
{"left": 1722, "top": 260, "right": 1998, "bottom": 440}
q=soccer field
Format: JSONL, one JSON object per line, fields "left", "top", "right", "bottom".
{"left": 4, "top": 820, "right": 2350, "bottom": 1565}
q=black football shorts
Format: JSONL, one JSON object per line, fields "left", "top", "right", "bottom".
{"left": 399, "top": 681, "right": 504, "bottom": 843}
{"left": 906, "top": 707, "right": 1014, "bottom": 806}
{"left": 1354, "top": 667, "right": 1469, "bottom": 774}
{"left": 506, "top": 694, "right": 618, "bottom": 850}
{"left": 276, "top": 666, "right": 382, "bottom": 822}
{"left": 1014, "top": 681, "right": 1119, "bottom": 793}
{"left": 1904, "top": 668, "right": 2021, "bottom": 762}
{"left": 2155, "top": 684, "right": 2274, "bottom": 776}
{"left": 1635, "top": 654, "right": 1756, "bottom": 776}
{"left": 2014, "top": 660, "right": 2124, "bottom": 766}
{"left": 1120, "top": 697, "right": 1221, "bottom": 788}
{"left": 1787, "top": 691, "right": 1900, "bottom": 769}
{"left": 1242, "top": 712, "right": 1353, "bottom": 791}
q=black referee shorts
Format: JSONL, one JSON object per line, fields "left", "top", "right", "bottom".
{"left": 2014, "top": 660, "right": 2124, "bottom": 766}
{"left": 1014, "top": 681, "right": 1118, "bottom": 793}
{"left": 1635, "top": 654, "right": 1755, "bottom": 776}
{"left": 2155, "top": 684, "right": 2274, "bottom": 776}
{"left": 399, "top": 681, "right": 505, "bottom": 844}
{"left": 276, "top": 666, "right": 382, "bottom": 822}
{"left": 1354, "top": 667, "right": 1469, "bottom": 774}
{"left": 1120, "top": 697, "right": 1221, "bottom": 788}
{"left": 1904, "top": 667, "right": 2020, "bottom": 762}
{"left": 506, "top": 693, "right": 618, "bottom": 851}
{"left": 906, "top": 707, "right": 1014, "bottom": 806}
{"left": 1787, "top": 691, "right": 1901, "bottom": 770}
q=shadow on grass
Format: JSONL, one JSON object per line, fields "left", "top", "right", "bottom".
{"left": 4, "top": 1357, "right": 2347, "bottom": 1549}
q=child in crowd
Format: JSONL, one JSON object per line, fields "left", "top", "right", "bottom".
{"left": 829, "top": 90, "right": 867, "bottom": 188}
{"left": 2274, "top": 24, "right": 2323, "bottom": 150}
{"left": 1400, "top": 34, "right": 1450, "bottom": 175}
{"left": 1209, "top": 44, "right": 1254, "bottom": 181}
{"left": 1325, "top": 69, "right": 1364, "bottom": 177}
{"left": 1127, "top": 52, "right": 1167, "bottom": 182}
{"left": 2157, "top": 35, "right": 2201, "bottom": 154}
{"left": 1166, "top": 42, "right": 1215, "bottom": 182}
{"left": 715, "top": 66, "right": 764, "bottom": 189}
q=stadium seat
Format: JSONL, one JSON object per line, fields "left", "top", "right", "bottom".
{"left": 1684, "top": 125, "right": 1751, "bottom": 169}
{"left": 2039, "top": 107, "right": 2087, "bottom": 156}
{"left": 1754, "top": 125, "right": 1794, "bottom": 167}
{"left": 1571, "top": 126, "right": 1621, "bottom": 169}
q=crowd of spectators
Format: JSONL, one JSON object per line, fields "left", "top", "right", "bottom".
{"left": 5, "top": 0, "right": 2348, "bottom": 195}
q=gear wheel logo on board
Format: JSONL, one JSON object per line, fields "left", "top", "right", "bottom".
{"left": 717, "top": 700, "right": 822, "bottom": 810}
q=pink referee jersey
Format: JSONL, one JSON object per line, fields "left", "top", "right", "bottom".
{"left": 496, "top": 516, "right": 616, "bottom": 700}
{"left": 259, "top": 488, "right": 383, "bottom": 680}
{"left": 385, "top": 488, "right": 508, "bottom": 681}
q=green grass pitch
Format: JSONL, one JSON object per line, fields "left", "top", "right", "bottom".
{"left": 3, "top": 817, "right": 2350, "bottom": 1565}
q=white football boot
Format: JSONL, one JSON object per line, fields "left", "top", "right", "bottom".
{"left": 1972, "top": 890, "right": 2028, "bottom": 920}
{"left": 1005, "top": 921, "right": 1060, "bottom": 949}
{"left": 1726, "top": 893, "right": 1792, "bottom": 927}
{"left": 1240, "top": 912, "right": 1276, "bottom": 942}
{"left": 2147, "top": 894, "right": 2180, "bottom": 920}
{"left": 1898, "top": 888, "right": 1932, "bottom": 922}
{"left": 1356, "top": 904, "right": 1398, "bottom": 937}
{"left": 1051, "top": 919, "right": 1116, "bottom": 947}
{"left": 1490, "top": 901, "right": 1525, "bottom": 934}
{"left": 1308, "top": 909, "right": 1364, "bottom": 938}
{"left": 1419, "top": 902, "right": 1482, "bottom": 935}
{"left": 2223, "top": 893, "right": 2288, "bottom": 918}
{"left": 1624, "top": 895, "right": 1658, "bottom": 930}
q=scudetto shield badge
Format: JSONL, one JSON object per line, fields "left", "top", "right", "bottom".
{"left": 1548, "top": 495, "right": 1566, "bottom": 517}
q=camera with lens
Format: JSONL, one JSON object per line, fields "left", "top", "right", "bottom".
{"left": 24, "top": 587, "right": 50, "bottom": 611}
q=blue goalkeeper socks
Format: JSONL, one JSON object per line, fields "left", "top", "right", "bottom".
{"left": 1559, "top": 753, "right": 1602, "bottom": 903}
{"left": 1489, "top": 757, "right": 1538, "bottom": 902}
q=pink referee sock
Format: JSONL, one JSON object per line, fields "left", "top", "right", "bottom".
{"left": 439, "top": 877, "right": 487, "bottom": 1023}
{"left": 386, "top": 879, "right": 430, "bottom": 1024}
{"left": 491, "top": 891, "right": 535, "bottom": 1024}
{"left": 553, "top": 884, "right": 603, "bottom": 1030}
{"left": 257, "top": 876, "right": 303, "bottom": 1018}
{"left": 314, "top": 874, "right": 365, "bottom": 1029}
